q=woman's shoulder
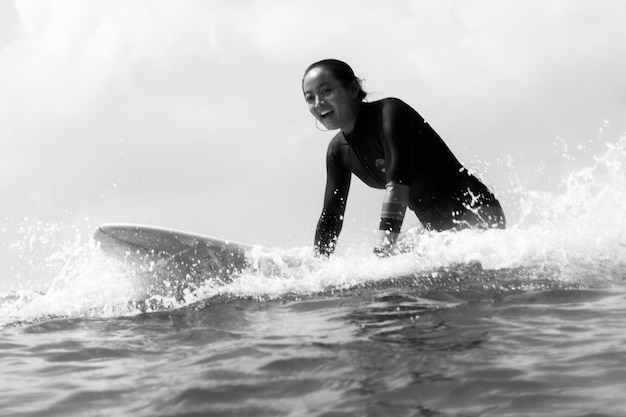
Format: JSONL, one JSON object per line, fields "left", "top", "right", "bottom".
{"left": 327, "top": 131, "right": 348, "bottom": 152}
{"left": 365, "top": 97, "right": 414, "bottom": 116}
{"left": 379, "top": 97, "right": 413, "bottom": 112}
{"left": 380, "top": 97, "right": 407, "bottom": 105}
{"left": 374, "top": 97, "right": 421, "bottom": 122}
{"left": 326, "top": 132, "right": 350, "bottom": 165}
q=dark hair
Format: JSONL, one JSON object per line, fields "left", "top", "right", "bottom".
{"left": 303, "top": 59, "right": 367, "bottom": 101}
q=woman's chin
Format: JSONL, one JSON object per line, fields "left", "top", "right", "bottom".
{"left": 321, "top": 121, "right": 340, "bottom": 131}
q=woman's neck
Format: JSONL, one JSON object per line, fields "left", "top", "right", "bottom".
{"left": 341, "top": 100, "right": 363, "bottom": 135}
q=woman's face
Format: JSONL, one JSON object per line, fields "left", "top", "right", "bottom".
{"left": 302, "top": 67, "right": 359, "bottom": 133}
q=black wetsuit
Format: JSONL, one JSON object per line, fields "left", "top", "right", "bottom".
{"left": 315, "top": 98, "right": 505, "bottom": 256}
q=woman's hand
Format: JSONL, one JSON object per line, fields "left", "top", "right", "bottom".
{"left": 373, "top": 230, "right": 400, "bottom": 257}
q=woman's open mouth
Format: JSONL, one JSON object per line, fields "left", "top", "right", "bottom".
{"left": 320, "top": 109, "right": 334, "bottom": 119}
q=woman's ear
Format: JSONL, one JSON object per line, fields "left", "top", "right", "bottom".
{"left": 349, "top": 79, "right": 360, "bottom": 99}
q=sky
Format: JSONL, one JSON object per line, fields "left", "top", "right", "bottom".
{"left": 1, "top": 0, "right": 626, "bottom": 285}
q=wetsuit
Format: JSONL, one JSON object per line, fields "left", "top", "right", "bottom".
{"left": 314, "top": 98, "right": 505, "bottom": 256}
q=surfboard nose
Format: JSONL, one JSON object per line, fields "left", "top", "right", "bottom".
{"left": 94, "top": 224, "right": 145, "bottom": 253}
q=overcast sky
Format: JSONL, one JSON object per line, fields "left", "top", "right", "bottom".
{"left": 1, "top": 0, "right": 625, "bottom": 285}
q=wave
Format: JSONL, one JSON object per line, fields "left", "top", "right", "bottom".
{"left": 2, "top": 137, "right": 626, "bottom": 326}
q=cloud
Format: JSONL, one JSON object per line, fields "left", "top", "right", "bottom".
{"left": 2, "top": 1, "right": 219, "bottom": 117}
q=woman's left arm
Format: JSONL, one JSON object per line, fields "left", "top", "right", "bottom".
{"left": 374, "top": 99, "right": 414, "bottom": 255}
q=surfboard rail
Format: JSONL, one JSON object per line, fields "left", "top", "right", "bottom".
{"left": 94, "top": 223, "right": 250, "bottom": 257}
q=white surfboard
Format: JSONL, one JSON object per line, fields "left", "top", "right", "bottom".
{"left": 93, "top": 224, "right": 251, "bottom": 300}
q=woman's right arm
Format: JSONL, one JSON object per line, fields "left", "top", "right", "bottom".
{"left": 314, "top": 141, "right": 351, "bottom": 257}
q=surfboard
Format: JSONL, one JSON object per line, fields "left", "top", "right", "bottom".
{"left": 93, "top": 224, "right": 251, "bottom": 300}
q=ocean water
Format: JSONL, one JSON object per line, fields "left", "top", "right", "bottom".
{"left": 2, "top": 138, "right": 626, "bottom": 417}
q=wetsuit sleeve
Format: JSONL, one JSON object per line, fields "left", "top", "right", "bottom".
{"left": 314, "top": 137, "right": 351, "bottom": 257}
{"left": 381, "top": 98, "right": 415, "bottom": 185}
{"left": 378, "top": 99, "right": 413, "bottom": 234}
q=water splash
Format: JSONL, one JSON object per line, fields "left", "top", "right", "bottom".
{"left": 2, "top": 136, "right": 626, "bottom": 325}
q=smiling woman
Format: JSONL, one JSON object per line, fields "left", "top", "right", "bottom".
{"left": 302, "top": 59, "right": 366, "bottom": 133}
{"left": 302, "top": 59, "right": 506, "bottom": 257}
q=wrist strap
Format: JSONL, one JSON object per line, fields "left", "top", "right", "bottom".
{"left": 379, "top": 182, "right": 409, "bottom": 232}
{"left": 379, "top": 218, "right": 403, "bottom": 233}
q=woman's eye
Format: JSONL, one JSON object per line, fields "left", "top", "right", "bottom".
{"left": 322, "top": 88, "right": 332, "bottom": 95}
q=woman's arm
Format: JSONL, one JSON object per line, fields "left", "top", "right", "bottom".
{"left": 374, "top": 99, "right": 415, "bottom": 255}
{"left": 314, "top": 141, "right": 351, "bottom": 257}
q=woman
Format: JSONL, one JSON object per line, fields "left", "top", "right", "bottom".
{"left": 302, "top": 59, "right": 505, "bottom": 257}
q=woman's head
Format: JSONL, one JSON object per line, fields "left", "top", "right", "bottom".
{"left": 302, "top": 59, "right": 367, "bottom": 101}
{"left": 302, "top": 59, "right": 366, "bottom": 132}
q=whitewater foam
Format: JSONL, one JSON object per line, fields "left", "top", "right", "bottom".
{"left": 2, "top": 137, "right": 626, "bottom": 326}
